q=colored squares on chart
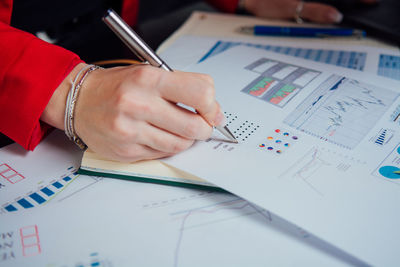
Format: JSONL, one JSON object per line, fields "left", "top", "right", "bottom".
{"left": 258, "top": 128, "right": 299, "bottom": 155}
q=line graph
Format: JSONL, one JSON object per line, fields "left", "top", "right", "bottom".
{"left": 171, "top": 199, "right": 272, "bottom": 267}
{"left": 284, "top": 75, "right": 399, "bottom": 149}
{"left": 279, "top": 147, "right": 331, "bottom": 196}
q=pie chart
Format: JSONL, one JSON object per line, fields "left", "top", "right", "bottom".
{"left": 378, "top": 166, "right": 400, "bottom": 179}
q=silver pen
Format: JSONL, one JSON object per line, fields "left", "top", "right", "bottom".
{"left": 103, "top": 9, "right": 238, "bottom": 144}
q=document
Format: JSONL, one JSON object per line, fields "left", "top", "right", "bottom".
{"left": 0, "top": 131, "right": 105, "bottom": 214}
{"left": 0, "top": 131, "right": 361, "bottom": 266}
{"left": 163, "top": 45, "right": 400, "bottom": 266}
{"left": 160, "top": 35, "right": 400, "bottom": 81}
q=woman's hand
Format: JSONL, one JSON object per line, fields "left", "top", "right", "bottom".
{"left": 41, "top": 63, "right": 224, "bottom": 162}
{"left": 244, "top": 0, "right": 379, "bottom": 24}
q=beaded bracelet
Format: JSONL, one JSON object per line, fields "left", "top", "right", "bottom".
{"left": 64, "top": 64, "right": 101, "bottom": 149}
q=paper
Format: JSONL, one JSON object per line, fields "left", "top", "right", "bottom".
{"left": 160, "top": 35, "right": 400, "bottom": 81}
{"left": 163, "top": 45, "right": 400, "bottom": 266}
{"left": 0, "top": 131, "right": 104, "bottom": 214}
{"left": 0, "top": 131, "right": 362, "bottom": 266}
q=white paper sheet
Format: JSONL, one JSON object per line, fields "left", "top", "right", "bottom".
{"left": 0, "top": 132, "right": 361, "bottom": 266}
{"left": 160, "top": 35, "right": 400, "bottom": 81}
{"left": 163, "top": 45, "right": 400, "bottom": 266}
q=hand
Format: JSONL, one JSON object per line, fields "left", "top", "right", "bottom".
{"left": 41, "top": 63, "right": 224, "bottom": 162}
{"left": 243, "top": 0, "right": 379, "bottom": 24}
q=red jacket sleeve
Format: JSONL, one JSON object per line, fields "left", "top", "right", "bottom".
{"left": 0, "top": 16, "right": 83, "bottom": 150}
{"left": 207, "top": 0, "right": 239, "bottom": 13}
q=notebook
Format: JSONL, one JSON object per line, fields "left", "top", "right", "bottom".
{"left": 79, "top": 149, "right": 222, "bottom": 191}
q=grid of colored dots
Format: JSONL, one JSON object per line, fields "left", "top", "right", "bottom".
{"left": 258, "top": 129, "right": 299, "bottom": 154}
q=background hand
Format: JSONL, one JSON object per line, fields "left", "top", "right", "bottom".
{"left": 244, "top": 0, "right": 379, "bottom": 24}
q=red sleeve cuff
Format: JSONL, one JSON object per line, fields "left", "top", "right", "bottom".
{"left": 207, "top": 0, "right": 239, "bottom": 13}
{"left": 0, "top": 23, "right": 83, "bottom": 150}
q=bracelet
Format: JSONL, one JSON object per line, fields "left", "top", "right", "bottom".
{"left": 64, "top": 64, "right": 101, "bottom": 149}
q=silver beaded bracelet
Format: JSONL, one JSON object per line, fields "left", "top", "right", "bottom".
{"left": 64, "top": 64, "right": 101, "bottom": 149}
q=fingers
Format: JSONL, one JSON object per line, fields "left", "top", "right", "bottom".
{"left": 137, "top": 122, "right": 196, "bottom": 154}
{"left": 301, "top": 2, "right": 343, "bottom": 24}
{"left": 156, "top": 70, "right": 224, "bottom": 127}
{"left": 107, "top": 119, "right": 195, "bottom": 161}
{"left": 145, "top": 99, "right": 214, "bottom": 140}
{"left": 109, "top": 145, "right": 172, "bottom": 163}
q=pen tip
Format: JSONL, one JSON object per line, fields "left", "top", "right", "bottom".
{"left": 214, "top": 125, "right": 238, "bottom": 144}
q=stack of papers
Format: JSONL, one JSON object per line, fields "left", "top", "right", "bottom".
{"left": 2, "top": 29, "right": 400, "bottom": 265}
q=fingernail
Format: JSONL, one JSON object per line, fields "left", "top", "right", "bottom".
{"left": 214, "top": 111, "right": 226, "bottom": 126}
{"left": 329, "top": 11, "right": 343, "bottom": 23}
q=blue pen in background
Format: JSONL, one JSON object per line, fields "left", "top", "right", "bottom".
{"left": 239, "top": 25, "right": 365, "bottom": 38}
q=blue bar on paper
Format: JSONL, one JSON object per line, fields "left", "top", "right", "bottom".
{"left": 52, "top": 181, "right": 63, "bottom": 189}
{"left": 91, "top": 262, "right": 100, "bottom": 267}
{"left": 41, "top": 187, "right": 54, "bottom": 196}
{"left": 5, "top": 204, "right": 17, "bottom": 212}
{"left": 30, "top": 193, "right": 46, "bottom": 204}
{"left": 17, "top": 198, "right": 34, "bottom": 209}
{"left": 63, "top": 176, "right": 72, "bottom": 182}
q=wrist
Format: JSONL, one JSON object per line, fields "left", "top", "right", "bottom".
{"left": 41, "top": 63, "right": 88, "bottom": 130}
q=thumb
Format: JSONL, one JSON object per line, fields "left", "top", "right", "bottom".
{"left": 300, "top": 2, "right": 343, "bottom": 24}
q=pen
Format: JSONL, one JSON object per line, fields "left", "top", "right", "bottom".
{"left": 103, "top": 9, "right": 238, "bottom": 144}
{"left": 239, "top": 25, "right": 365, "bottom": 38}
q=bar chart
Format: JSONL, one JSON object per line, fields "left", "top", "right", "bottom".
{"left": 2, "top": 169, "right": 78, "bottom": 213}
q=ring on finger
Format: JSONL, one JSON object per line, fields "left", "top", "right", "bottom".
{"left": 295, "top": 1, "right": 304, "bottom": 24}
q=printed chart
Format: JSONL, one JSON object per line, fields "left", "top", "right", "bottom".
{"left": 200, "top": 41, "right": 367, "bottom": 70}
{"left": 279, "top": 147, "right": 331, "bottom": 196}
{"left": 58, "top": 252, "right": 113, "bottom": 267}
{"left": 373, "top": 143, "right": 400, "bottom": 184}
{"left": 284, "top": 75, "right": 399, "bottom": 149}
{"left": 378, "top": 54, "right": 400, "bottom": 81}
{"left": 0, "top": 164, "right": 103, "bottom": 214}
{"left": 171, "top": 198, "right": 272, "bottom": 267}
{"left": 2, "top": 169, "right": 78, "bottom": 213}
{"left": 279, "top": 147, "right": 364, "bottom": 196}
{"left": 242, "top": 58, "right": 320, "bottom": 107}
{"left": 0, "top": 224, "right": 42, "bottom": 263}
{"left": 258, "top": 128, "right": 299, "bottom": 155}
{"left": 389, "top": 104, "right": 400, "bottom": 126}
